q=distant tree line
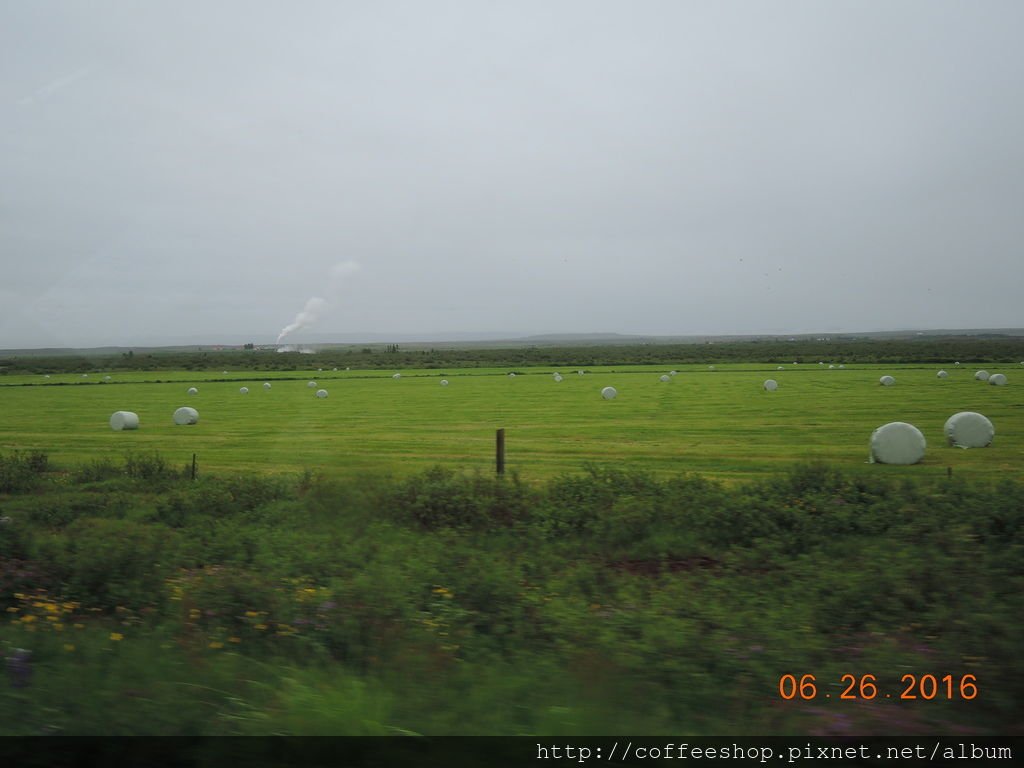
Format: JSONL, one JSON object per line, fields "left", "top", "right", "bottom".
{"left": 2, "top": 337, "right": 1024, "bottom": 375}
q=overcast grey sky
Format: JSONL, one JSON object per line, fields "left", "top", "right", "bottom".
{"left": 2, "top": 1, "right": 1022, "bottom": 348}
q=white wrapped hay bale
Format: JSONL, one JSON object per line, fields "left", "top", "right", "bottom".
{"left": 104, "top": 375, "right": 112, "bottom": 381}
{"left": 392, "top": 373, "right": 401, "bottom": 380}
{"left": 838, "top": 364, "right": 845, "bottom": 369}
{"left": 879, "top": 375, "right": 896, "bottom": 386}
{"left": 109, "top": 411, "right": 139, "bottom": 431}
{"left": 937, "top": 370, "right": 948, "bottom": 378}
{"left": 307, "top": 381, "right": 318, "bottom": 388}
{"left": 553, "top": 374, "right": 563, "bottom": 382}
{"left": 187, "top": 387, "right": 198, "bottom": 395}
{"left": 944, "top": 412, "right": 994, "bottom": 448}
{"left": 828, "top": 364, "right": 835, "bottom": 369}
{"left": 869, "top": 422, "right": 926, "bottom": 465}
{"left": 763, "top": 379, "right": 778, "bottom": 391}
{"left": 660, "top": 375, "right": 671, "bottom": 382}
{"left": 669, "top": 370, "right": 678, "bottom": 376}
{"left": 239, "top": 387, "right": 249, "bottom": 394}
{"left": 440, "top": 379, "right": 449, "bottom": 387}
{"left": 316, "top": 389, "right": 328, "bottom": 399}
{"left": 975, "top": 370, "right": 990, "bottom": 381}
{"left": 173, "top": 407, "right": 199, "bottom": 425}
{"left": 777, "top": 366, "right": 784, "bottom": 370}
{"left": 508, "top": 373, "right": 516, "bottom": 378}
{"left": 989, "top": 373, "right": 1007, "bottom": 386}
{"left": 601, "top": 386, "right": 617, "bottom": 400}
{"left": 263, "top": 382, "right": 272, "bottom": 389}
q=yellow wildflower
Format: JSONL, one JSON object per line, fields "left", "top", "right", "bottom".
{"left": 64, "top": 644, "right": 75, "bottom": 652}
{"left": 74, "top": 623, "right": 85, "bottom": 629}
{"left": 208, "top": 641, "right": 224, "bottom": 649}
{"left": 5, "top": 607, "right": 18, "bottom": 613}
{"left": 20, "top": 615, "right": 36, "bottom": 624}
{"left": 254, "top": 624, "right": 268, "bottom": 631}
{"left": 228, "top": 636, "right": 241, "bottom": 644}
{"left": 110, "top": 632, "right": 124, "bottom": 641}
{"left": 45, "top": 603, "right": 59, "bottom": 614}
{"left": 244, "top": 611, "right": 261, "bottom": 618}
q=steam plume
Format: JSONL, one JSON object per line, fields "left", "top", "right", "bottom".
{"left": 276, "top": 261, "right": 360, "bottom": 343}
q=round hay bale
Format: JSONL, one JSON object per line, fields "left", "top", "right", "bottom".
{"left": 239, "top": 387, "right": 249, "bottom": 394}
{"left": 317, "top": 368, "right": 322, "bottom": 372}
{"left": 104, "top": 375, "right": 112, "bottom": 381}
{"left": 708, "top": 365, "right": 715, "bottom": 370}
{"left": 869, "top": 422, "right": 926, "bottom": 465}
{"left": 553, "top": 374, "right": 563, "bottom": 382}
{"left": 828, "top": 364, "right": 835, "bottom": 369}
{"left": 777, "top": 366, "right": 784, "bottom": 370}
{"left": 307, "top": 381, "right": 317, "bottom": 388}
{"left": 974, "top": 370, "right": 990, "bottom": 381}
{"left": 173, "top": 407, "right": 199, "bottom": 426}
{"left": 944, "top": 412, "right": 994, "bottom": 448}
{"left": 392, "top": 373, "right": 401, "bottom": 380}
{"left": 879, "top": 375, "right": 895, "bottom": 386}
{"left": 333, "top": 367, "right": 338, "bottom": 371}
{"left": 578, "top": 370, "right": 585, "bottom": 375}
{"left": 936, "top": 370, "right": 948, "bottom": 378}
{"left": 263, "top": 382, "right": 272, "bottom": 389}
{"left": 601, "top": 386, "right": 617, "bottom": 400}
{"left": 187, "top": 387, "right": 198, "bottom": 395}
{"left": 508, "top": 373, "right": 516, "bottom": 378}
{"left": 659, "top": 374, "right": 671, "bottom": 382}
{"left": 315, "top": 389, "right": 328, "bottom": 399}
{"left": 669, "top": 371, "right": 677, "bottom": 376}
{"left": 43, "top": 375, "right": 50, "bottom": 378}
{"left": 989, "top": 373, "right": 1007, "bottom": 386}
{"left": 109, "top": 411, "right": 139, "bottom": 431}
{"left": 440, "top": 379, "right": 449, "bottom": 387}
{"left": 839, "top": 364, "right": 846, "bottom": 369}
{"left": 763, "top": 379, "right": 778, "bottom": 391}
{"left": 954, "top": 362, "right": 960, "bottom": 366}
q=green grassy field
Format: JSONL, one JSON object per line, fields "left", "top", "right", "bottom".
{"left": 1, "top": 362, "right": 1021, "bottom": 482}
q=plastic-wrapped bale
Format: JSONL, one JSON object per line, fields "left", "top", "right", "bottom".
{"left": 869, "top": 422, "right": 926, "bottom": 464}
{"left": 937, "top": 370, "right": 948, "bottom": 378}
{"left": 879, "top": 375, "right": 895, "bottom": 386}
{"left": 828, "top": 364, "right": 835, "bottom": 369}
{"left": 578, "top": 370, "right": 585, "bottom": 375}
{"left": 553, "top": 374, "right": 563, "bottom": 382}
{"left": 173, "top": 407, "right": 199, "bottom": 426}
{"left": 440, "top": 379, "right": 449, "bottom": 386}
{"left": 392, "top": 373, "right": 401, "bottom": 380}
{"left": 708, "top": 365, "right": 715, "bottom": 370}
{"left": 975, "top": 370, "right": 990, "bottom": 381}
{"left": 104, "top": 375, "right": 112, "bottom": 381}
{"left": 187, "top": 387, "right": 198, "bottom": 395}
{"left": 777, "top": 366, "right": 784, "bottom": 370}
{"left": 989, "top": 373, "right": 1007, "bottom": 386}
{"left": 109, "top": 411, "right": 139, "bottom": 431}
{"left": 508, "top": 373, "right": 516, "bottom": 378}
{"left": 601, "top": 386, "right": 617, "bottom": 400}
{"left": 307, "top": 381, "right": 317, "bottom": 388}
{"left": 763, "top": 379, "right": 778, "bottom": 391}
{"left": 944, "top": 412, "right": 994, "bottom": 448}
{"left": 839, "top": 364, "right": 845, "bottom": 369}
{"left": 316, "top": 389, "right": 328, "bottom": 399}
{"left": 263, "top": 382, "right": 272, "bottom": 389}
{"left": 669, "top": 370, "right": 677, "bottom": 376}
{"left": 660, "top": 374, "right": 670, "bottom": 382}
{"left": 239, "top": 387, "right": 249, "bottom": 394}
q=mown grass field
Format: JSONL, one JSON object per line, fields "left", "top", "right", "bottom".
{"left": 1, "top": 362, "right": 1022, "bottom": 482}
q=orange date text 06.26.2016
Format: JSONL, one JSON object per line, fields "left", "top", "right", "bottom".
{"left": 778, "top": 674, "right": 978, "bottom": 701}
